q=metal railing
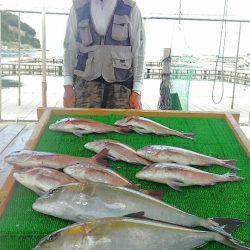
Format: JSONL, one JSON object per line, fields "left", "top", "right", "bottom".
{"left": 1, "top": 8, "right": 250, "bottom": 121}
{"left": 1, "top": 62, "right": 250, "bottom": 86}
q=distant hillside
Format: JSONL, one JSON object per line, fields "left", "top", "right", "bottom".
{"left": 1, "top": 12, "right": 41, "bottom": 49}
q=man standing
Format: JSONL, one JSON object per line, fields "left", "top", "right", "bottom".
{"left": 63, "top": 0, "right": 145, "bottom": 109}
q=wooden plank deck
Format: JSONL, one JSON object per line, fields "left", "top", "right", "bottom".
{"left": 0, "top": 123, "right": 35, "bottom": 214}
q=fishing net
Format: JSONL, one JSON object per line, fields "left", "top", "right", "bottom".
{"left": 159, "top": 58, "right": 194, "bottom": 111}
{"left": 170, "top": 66, "right": 194, "bottom": 111}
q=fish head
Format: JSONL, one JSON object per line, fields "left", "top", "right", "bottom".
{"left": 13, "top": 168, "right": 36, "bottom": 184}
{"left": 137, "top": 146, "right": 159, "bottom": 159}
{"left": 84, "top": 140, "right": 106, "bottom": 152}
{"left": 32, "top": 182, "right": 93, "bottom": 214}
{"left": 32, "top": 185, "right": 66, "bottom": 214}
{"left": 135, "top": 165, "right": 156, "bottom": 180}
{"left": 14, "top": 168, "right": 49, "bottom": 184}
{"left": 33, "top": 230, "right": 62, "bottom": 250}
{"left": 34, "top": 222, "right": 94, "bottom": 249}
{"left": 4, "top": 150, "right": 33, "bottom": 165}
{"left": 63, "top": 164, "right": 86, "bottom": 178}
{"left": 49, "top": 118, "right": 73, "bottom": 131}
{"left": 115, "top": 117, "right": 135, "bottom": 126}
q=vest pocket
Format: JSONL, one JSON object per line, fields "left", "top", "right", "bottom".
{"left": 111, "top": 49, "right": 133, "bottom": 81}
{"left": 112, "top": 15, "right": 129, "bottom": 41}
{"left": 78, "top": 19, "right": 93, "bottom": 46}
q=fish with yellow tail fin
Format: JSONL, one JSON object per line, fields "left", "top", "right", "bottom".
{"left": 32, "top": 182, "right": 243, "bottom": 236}
{"left": 33, "top": 217, "right": 250, "bottom": 250}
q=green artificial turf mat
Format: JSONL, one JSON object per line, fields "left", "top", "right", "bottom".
{"left": 0, "top": 114, "right": 249, "bottom": 250}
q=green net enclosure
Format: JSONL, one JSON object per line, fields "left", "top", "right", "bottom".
{"left": 170, "top": 68, "right": 194, "bottom": 111}
{"left": 0, "top": 114, "right": 249, "bottom": 250}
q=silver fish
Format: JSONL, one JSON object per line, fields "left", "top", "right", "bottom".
{"left": 33, "top": 217, "right": 250, "bottom": 250}
{"left": 32, "top": 182, "right": 243, "bottom": 235}
{"left": 115, "top": 116, "right": 194, "bottom": 139}
{"left": 14, "top": 168, "right": 77, "bottom": 195}
{"left": 85, "top": 139, "right": 151, "bottom": 165}
{"left": 137, "top": 145, "right": 239, "bottom": 170}
{"left": 63, "top": 164, "right": 164, "bottom": 200}
{"left": 136, "top": 163, "right": 244, "bottom": 191}
{"left": 49, "top": 118, "right": 130, "bottom": 137}
{"left": 5, "top": 149, "right": 108, "bottom": 169}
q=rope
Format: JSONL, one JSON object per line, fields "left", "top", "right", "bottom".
{"left": 212, "top": 0, "right": 228, "bottom": 104}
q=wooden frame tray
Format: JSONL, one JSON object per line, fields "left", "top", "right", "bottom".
{"left": 0, "top": 108, "right": 249, "bottom": 217}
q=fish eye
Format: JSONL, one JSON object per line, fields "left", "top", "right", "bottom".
{"left": 12, "top": 150, "right": 21, "bottom": 154}
{"left": 47, "top": 232, "right": 60, "bottom": 242}
{"left": 48, "top": 187, "right": 60, "bottom": 195}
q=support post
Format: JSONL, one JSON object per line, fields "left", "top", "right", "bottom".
{"left": 18, "top": 12, "right": 21, "bottom": 106}
{"left": 0, "top": 11, "right": 2, "bottom": 120}
{"left": 42, "top": 0, "right": 47, "bottom": 107}
{"left": 231, "top": 22, "right": 242, "bottom": 110}
{"left": 158, "top": 48, "right": 172, "bottom": 110}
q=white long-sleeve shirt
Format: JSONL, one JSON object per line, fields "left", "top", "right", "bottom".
{"left": 63, "top": 0, "right": 145, "bottom": 92}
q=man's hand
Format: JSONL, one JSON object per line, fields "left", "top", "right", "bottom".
{"left": 64, "top": 85, "right": 76, "bottom": 108}
{"left": 130, "top": 91, "right": 142, "bottom": 110}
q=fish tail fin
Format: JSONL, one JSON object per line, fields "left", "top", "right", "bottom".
{"left": 221, "top": 173, "right": 244, "bottom": 182}
{"left": 92, "top": 149, "right": 109, "bottom": 166}
{"left": 209, "top": 217, "right": 244, "bottom": 235}
{"left": 183, "top": 133, "right": 195, "bottom": 140}
{"left": 141, "top": 190, "right": 164, "bottom": 201}
{"left": 223, "top": 159, "right": 237, "bottom": 165}
{"left": 219, "top": 160, "right": 239, "bottom": 171}
{"left": 217, "top": 235, "right": 250, "bottom": 250}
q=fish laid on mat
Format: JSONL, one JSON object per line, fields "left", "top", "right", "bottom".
{"left": 63, "top": 164, "right": 163, "bottom": 200}
{"left": 13, "top": 168, "right": 78, "bottom": 195}
{"left": 115, "top": 116, "right": 194, "bottom": 139}
{"left": 136, "top": 163, "right": 244, "bottom": 191}
{"left": 49, "top": 118, "right": 130, "bottom": 137}
{"left": 32, "top": 181, "right": 243, "bottom": 236}
{"left": 5, "top": 149, "right": 108, "bottom": 169}
{"left": 85, "top": 139, "right": 151, "bottom": 165}
{"left": 33, "top": 217, "right": 250, "bottom": 250}
{"left": 137, "top": 145, "right": 239, "bottom": 170}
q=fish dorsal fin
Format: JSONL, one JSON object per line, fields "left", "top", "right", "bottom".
{"left": 124, "top": 184, "right": 141, "bottom": 191}
{"left": 141, "top": 190, "right": 164, "bottom": 201}
{"left": 125, "top": 211, "right": 145, "bottom": 219}
{"left": 92, "top": 149, "right": 109, "bottom": 166}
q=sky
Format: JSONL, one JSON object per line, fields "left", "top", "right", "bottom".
{"left": 1, "top": 0, "right": 250, "bottom": 60}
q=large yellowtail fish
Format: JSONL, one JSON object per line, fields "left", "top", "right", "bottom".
{"left": 13, "top": 168, "right": 78, "bottom": 196}
{"left": 85, "top": 139, "right": 151, "bottom": 165}
{"left": 5, "top": 149, "right": 108, "bottom": 169}
{"left": 137, "top": 145, "right": 239, "bottom": 170}
{"left": 136, "top": 163, "right": 244, "bottom": 191}
{"left": 49, "top": 118, "right": 130, "bottom": 137}
{"left": 115, "top": 116, "right": 194, "bottom": 139}
{"left": 33, "top": 217, "right": 250, "bottom": 250}
{"left": 32, "top": 182, "right": 243, "bottom": 236}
